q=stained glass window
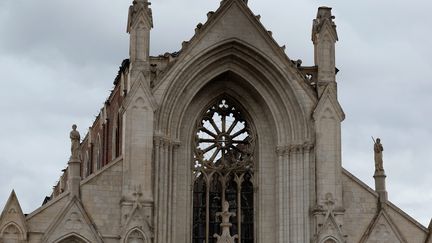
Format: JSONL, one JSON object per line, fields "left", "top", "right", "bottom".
{"left": 192, "top": 98, "right": 255, "bottom": 243}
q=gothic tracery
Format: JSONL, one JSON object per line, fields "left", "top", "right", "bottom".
{"left": 192, "top": 98, "right": 255, "bottom": 243}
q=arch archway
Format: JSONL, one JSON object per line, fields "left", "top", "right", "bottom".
{"left": 169, "top": 71, "right": 282, "bottom": 242}
{"left": 124, "top": 228, "right": 150, "bottom": 243}
{"left": 321, "top": 236, "right": 340, "bottom": 243}
{"left": 156, "top": 40, "right": 314, "bottom": 242}
{"left": 59, "top": 237, "right": 85, "bottom": 243}
{"left": 54, "top": 233, "right": 90, "bottom": 243}
{"left": 0, "top": 223, "right": 23, "bottom": 243}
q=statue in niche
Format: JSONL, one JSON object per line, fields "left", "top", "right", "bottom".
{"left": 70, "top": 124, "right": 80, "bottom": 159}
{"left": 373, "top": 137, "right": 384, "bottom": 172}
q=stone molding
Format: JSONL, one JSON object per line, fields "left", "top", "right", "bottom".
{"left": 276, "top": 142, "right": 314, "bottom": 155}
{"left": 153, "top": 135, "right": 180, "bottom": 148}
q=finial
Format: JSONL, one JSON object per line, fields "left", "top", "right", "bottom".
{"left": 70, "top": 124, "right": 80, "bottom": 160}
{"left": 312, "top": 6, "right": 338, "bottom": 43}
{"left": 213, "top": 201, "right": 238, "bottom": 243}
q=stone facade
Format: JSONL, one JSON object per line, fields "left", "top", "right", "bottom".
{"left": 1, "top": 0, "right": 431, "bottom": 242}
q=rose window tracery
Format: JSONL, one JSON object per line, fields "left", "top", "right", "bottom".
{"left": 194, "top": 99, "right": 255, "bottom": 174}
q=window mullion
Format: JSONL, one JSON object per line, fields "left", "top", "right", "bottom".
{"left": 236, "top": 174, "right": 244, "bottom": 243}
{"left": 205, "top": 173, "right": 211, "bottom": 243}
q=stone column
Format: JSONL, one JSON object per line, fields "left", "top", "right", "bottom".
{"left": 374, "top": 171, "right": 388, "bottom": 203}
{"left": 153, "top": 136, "right": 179, "bottom": 243}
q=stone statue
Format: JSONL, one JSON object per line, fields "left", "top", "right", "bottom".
{"left": 70, "top": 124, "right": 80, "bottom": 159}
{"left": 374, "top": 138, "right": 384, "bottom": 172}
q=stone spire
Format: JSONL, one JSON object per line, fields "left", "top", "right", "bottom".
{"left": 312, "top": 7, "right": 339, "bottom": 95}
{"left": 127, "top": 0, "right": 153, "bottom": 66}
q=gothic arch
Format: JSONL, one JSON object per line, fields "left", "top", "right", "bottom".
{"left": 0, "top": 222, "right": 24, "bottom": 242}
{"left": 168, "top": 72, "right": 282, "bottom": 242}
{"left": 124, "top": 228, "right": 150, "bottom": 243}
{"left": 322, "top": 238, "right": 339, "bottom": 243}
{"left": 156, "top": 40, "right": 315, "bottom": 242}
{"left": 157, "top": 39, "right": 314, "bottom": 144}
{"left": 53, "top": 233, "right": 90, "bottom": 243}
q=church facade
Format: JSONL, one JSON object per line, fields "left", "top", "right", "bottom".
{"left": 1, "top": 0, "right": 431, "bottom": 242}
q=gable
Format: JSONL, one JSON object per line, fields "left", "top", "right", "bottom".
{"left": 313, "top": 84, "right": 345, "bottom": 122}
{"left": 154, "top": 0, "right": 316, "bottom": 115}
{"left": 188, "top": 0, "right": 284, "bottom": 59}
{"left": 42, "top": 197, "right": 103, "bottom": 243}
{"left": 315, "top": 213, "right": 346, "bottom": 243}
{"left": 0, "top": 190, "right": 27, "bottom": 239}
{"left": 360, "top": 210, "right": 407, "bottom": 243}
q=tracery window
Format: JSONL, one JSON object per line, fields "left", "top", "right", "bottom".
{"left": 192, "top": 98, "right": 255, "bottom": 243}
{"left": 1, "top": 224, "right": 21, "bottom": 243}
{"left": 96, "top": 136, "right": 102, "bottom": 170}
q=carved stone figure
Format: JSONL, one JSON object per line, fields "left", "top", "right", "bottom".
{"left": 70, "top": 124, "right": 80, "bottom": 159}
{"left": 374, "top": 138, "right": 384, "bottom": 172}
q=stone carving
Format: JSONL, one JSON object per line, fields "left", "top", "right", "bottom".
{"left": 323, "top": 193, "right": 335, "bottom": 215}
{"left": 373, "top": 138, "right": 384, "bottom": 172}
{"left": 65, "top": 212, "right": 83, "bottom": 230}
{"left": 70, "top": 125, "right": 80, "bottom": 159}
{"left": 213, "top": 201, "right": 238, "bottom": 243}
{"left": 128, "top": 0, "right": 153, "bottom": 33}
{"left": 7, "top": 207, "right": 17, "bottom": 214}
{"left": 312, "top": 7, "right": 337, "bottom": 43}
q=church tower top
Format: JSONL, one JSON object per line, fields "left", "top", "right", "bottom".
{"left": 127, "top": 0, "right": 153, "bottom": 33}
{"left": 127, "top": 0, "right": 153, "bottom": 64}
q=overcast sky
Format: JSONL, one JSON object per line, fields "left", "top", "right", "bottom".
{"left": 0, "top": 0, "right": 431, "bottom": 226}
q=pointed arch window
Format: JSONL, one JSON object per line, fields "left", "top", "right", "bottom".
{"left": 324, "top": 239, "right": 338, "bottom": 243}
{"left": 192, "top": 98, "right": 255, "bottom": 243}
{"left": 84, "top": 151, "right": 91, "bottom": 177}
{"left": 58, "top": 236, "right": 86, "bottom": 243}
{"left": 1, "top": 224, "right": 22, "bottom": 243}
{"left": 126, "top": 229, "right": 148, "bottom": 243}
{"left": 96, "top": 135, "right": 102, "bottom": 170}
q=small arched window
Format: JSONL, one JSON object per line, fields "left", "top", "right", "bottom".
{"left": 1, "top": 224, "right": 21, "bottom": 243}
{"left": 126, "top": 229, "right": 147, "bottom": 243}
{"left": 58, "top": 236, "right": 86, "bottom": 243}
{"left": 324, "top": 239, "right": 337, "bottom": 243}
{"left": 192, "top": 98, "right": 255, "bottom": 243}
{"left": 84, "top": 151, "right": 90, "bottom": 177}
{"left": 96, "top": 135, "right": 102, "bottom": 170}
{"left": 112, "top": 112, "right": 121, "bottom": 159}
